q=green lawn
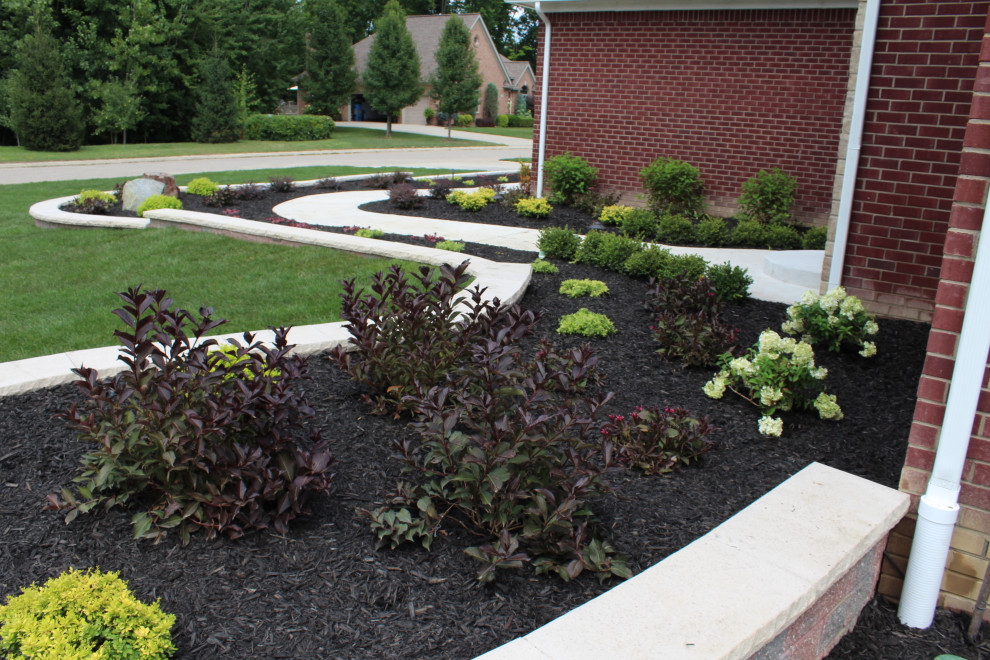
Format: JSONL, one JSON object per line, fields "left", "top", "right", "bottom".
{"left": 0, "top": 166, "right": 449, "bottom": 363}
{"left": 0, "top": 127, "right": 496, "bottom": 163}
{"left": 452, "top": 126, "right": 534, "bottom": 140}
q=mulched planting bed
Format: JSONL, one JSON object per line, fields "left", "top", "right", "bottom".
{"left": 25, "top": 183, "right": 989, "bottom": 658}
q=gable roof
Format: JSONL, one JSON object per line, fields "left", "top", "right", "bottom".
{"left": 499, "top": 55, "right": 534, "bottom": 90}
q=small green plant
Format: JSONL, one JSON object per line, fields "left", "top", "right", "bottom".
{"left": 496, "top": 114, "right": 509, "bottom": 127}
{"left": 599, "top": 204, "right": 634, "bottom": 226}
{"left": 355, "top": 228, "right": 385, "bottom": 238}
{"left": 577, "top": 231, "right": 642, "bottom": 272}
{"left": 703, "top": 330, "right": 842, "bottom": 437}
{"left": 663, "top": 253, "right": 709, "bottom": 281}
{"left": 559, "top": 279, "right": 609, "bottom": 298}
{"left": 624, "top": 245, "right": 672, "bottom": 279}
{"left": 186, "top": 177, "right": 219, "bottom": 196}
{"left": 621, "top": 208, "right": 658, "bottom": 240}
{"left": 557, "top": 308, "right": 616, "bottom": 337}
{"left": 696, "top": 216, "right": 729, "bottom": 247}
{"left": 538, "top": 226, "right": 581, "bottom": 260}
{"left": 544, "top": 153, "right": 599, "bottom": 205}
{"left": 765, "top": 224, "right": 802, "bottom": 249}
{"left": 531, "top": 259, "right": 559, "bottom": 274}
{"left": 515, "top": 196, "right": 553, "bottom": 219}
{"left": 0, "top": 568, "right": 176, "bottom": 660}
{"left": 463, "top": 179, "right": 475, "bottom": 186}
{"left": 802, "top": 225, "right": 828, "bottom": 250}
{"left": 706, "top": 262, "right": 753, "bottom": 302}
{"left": 656, "top": 214, "right": 697, "bottom": 245}
{"left": 730, "top": 219, "right": 766, "bottom": 248}
{"left": 639, "top": 157, "right": 705, "bottom": 216}
{"left": 73, "top": 189, "right": 117, "bottom": 214}
{"left": 436, "top": 240, "right": 465, "bottom": 252}
{"left": 738, "top": 168, "right": 798, "bottom": 225}
{"left": 136, "top": 194, "right": 182, "bottom": 216}
{"left": 497, "top": 176, "right": 509, "bottom": 183}
{"left": 782, "top": 287, "right": 879, "bottom": 357}
{"left": 423, "top": 107, "right": 435, "bottom": 121}
{"left": 456, "top": 113, "right": 474, "bottom": 127}
{"left": 448, "top": 189, "right": 495, "bottom": 211}
{"left": 602, "top": 406, "right": 714, "bottom": 475}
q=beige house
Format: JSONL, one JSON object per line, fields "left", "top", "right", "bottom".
{"left": 343, "top": 13, "right": 535, "bottom": 125}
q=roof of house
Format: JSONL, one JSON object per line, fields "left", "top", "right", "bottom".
{"left": 499, "top": 55, "right": 534, "bottom": 89}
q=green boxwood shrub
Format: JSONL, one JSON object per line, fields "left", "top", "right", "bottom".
{"left": 186, "top": 177, "right": 219, "bottom": 196}
{"left": 496, "top": 114, "right": 510, "bottom": 128}
{"left": 624, "top": 245, "right": 672, "bottom": 279}
{"left": 696, "top": 216, "right": 729, "bottom": 247}
{"left": 639, "top": 157, "right": 705, "bottom": 216}
{"left": 506, "top": 115, "right": 534, "bottom": 127}
{"left": 765, "top": 224, "right": 802, "bottom": 250}
{"left": 557, "top": 308, "right": 616, "bottom": 337}
{"left": 663, "top": 253, "right": 709, "bottom": 281}
{"left": 544, "top": 153, "right": 598, "bottom": 206}
{"left": 538, "top": 226, "right": 581, "bottom": 260}
{"left": 577, "top": 231, "right": 642, "bottom": 271}
{"left": 244, "top": 114, "right": 335, "bottom": 141}
{"left": 802, "top": 225, "right": 828, "bottom": 250}
{"left": 456, "top": 114, "right": 474, "bottom": 127}
{"left": 656, "top": 214, "right": 697, "bottom": 245}
{"left": 136, "top": 194, "right": 182, "bottom": 216}
{"left": 738, "top": 168, "right": 797, "bottom": 225}
{"left": 621, "top": 208, "right": 658, "bottom": 240}
{"left": 706, "top": 262, "right": 753, "bottom": 302}
{"left": 730, "top": 219, "right": 766, "bottom": 248}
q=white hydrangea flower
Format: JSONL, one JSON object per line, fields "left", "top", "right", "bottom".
{"left": 827, "top": 315, "right": 840, "bottom": 326}
{"left": 703, "top": 373, "right": 727, "bottom": 399}
{"left": 759, "top": 386, "right": 783, "bottom": 406}
{"left": 859, "top": 341, "right": 877, "bottom": 358}
{"left": 728, "top": 357, "right": 753, "bottom": 376}
{"left": 792, "top": 342, "right": 815, "bottom": 368}
{"left": 759, "top": 330, "right": 783, "bottom": 355}
{"left": 819, "top": 288, "right": 843, "bottom": 313}
{"left": 839, "top": 296, "right": 863, "bottom": 318}
{"left": 810, "top": 366, "right": 828, "bottom": 380}
{"left": 781, "top": 318, "right": 804, "bottom": 335}
{"left": 779, "top": 336, "right": 798, "bottom": 354}
{"left": 758, "top": 416, "right": 784, "bottom": 437}
{"left": 799, "top": 290, "right": 818, "bottom": 305}
{"left": 864, "top": 320, "right": 879, "bottom": 335}
{"left": 814, "top": 392, "right": 843, "bottom": 420}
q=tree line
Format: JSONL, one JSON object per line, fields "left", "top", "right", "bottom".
{"left": 0, "top": 0, "right": 538, "bottom": 150}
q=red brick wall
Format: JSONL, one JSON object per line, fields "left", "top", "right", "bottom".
{"left": 840, "top": 0, "right": 988, "bottom": 321}
{"left": 532, "top": 9, "right": 855, "bottom": 224}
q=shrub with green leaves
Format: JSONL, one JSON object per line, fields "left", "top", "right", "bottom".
{"left": 436, "top": 240, "right": 465, "bottom": 252}
{"left": 656, "top": 213, "right": 697, "bottom": 245}
{"left": 559, "top": 279, "right": 609, "bottom": 298}
{"left": 448, "top": 188, "right": 495, "bottom": 211}
{"left": 557, "top": 308, "right": 616, "bottom": 337}
{"left": 730, "top": 219, "right": 766, "bottom": 248}
{"left": 49, "top": 287, "right": 333, "bottom": 544}
{"left": 0, "top": 568, "right": 176, "bottom": 660}
{"left": 514, "top": 196, "right": 553, "bottom": 219}
{"left": 577, "top": 231, "right": 642, "bottom": 272}
{"left": 356, "top": 228, "right": 385, "bottom": 238}
{"left": 765, "top": 224, "right": 802, "bottom": 250}
{"left": 664, "top": 253, "right": 709, "bottom": 281}
{"left": 802, "top": 225, "right": 828, "bottom": 250}
{"left": 456, "top": 113, "right": 473, "bottom": 127}
{"left": 538, "top": 226, "right": 581, "bottom": 260}
{"left": 532, "top": 259, "right": 559, "bottom": 274}
{"left": 738, "top": 168, "right": 797, "bottom": 225}
{"left": 73, "top": 189, "right": 117, "bottom": 214}
{"left": 624, "top": 245, "right": 672, "bottom": 279}
{"left": 645, "top": 275, "right": 738, "bottom": 367}
{"left": 136, "top": 194, "right": 182, "bottom": 216}
{"left": 639, "top": 157, "right": 705, "bottom": 216}
{"left": 703, "top": 330, "right": 842, "bottom": 437}
{"left": 186, "top": 177, "right": 219, "bottom": 196}
{"left": 696, "top": 216, "right": 729, "bottom": 247}
{"left": 599, "top": 204, "right": 634, "bottom": 226}
{"left": 544, "top": 153, "right": 598, "bottom": 205}
{"left": 243, "top": 113, "right": 335, "bottom": 140}
{"left": 573, "top": 189, "right": 621, "bottom": 218}
{"left": 621, "top": 208, "right": 658, "bottom": 240}
{"left": 782, "top": 287, "right": 879, "bottom": 357}
{"left": 706, "top": 262, "right": 753, "bottom": 302}
{"left": 602, "top": 406, "right": 714, "bottom": 475}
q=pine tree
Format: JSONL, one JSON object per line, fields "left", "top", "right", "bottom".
{"left": 429, "top": 15, "right": 482, "bottom": 138}
{"left": 191, "top": 53, "right": 240, "bottom": 144}
{"left": 304, "top": 0, "right": 358, "bottom": 118}
{"left": 363, "top": 0, "right": 423, "bottom": 137}
{"left": 8, "top": 23, "right": 83, "bottom": 152}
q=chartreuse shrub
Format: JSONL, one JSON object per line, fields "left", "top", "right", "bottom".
{"left": 73, "top": 189, "right": 117, "bottom": 214}
{"left": 447, "top": 188, "right": 495, "bottom": 211}
{"left": 557, "top": 308, "right": 615, "bottom": 337}
{"left": 544, "top": 153, "right": 598, "bottom": 205}
{"left": 704, "top": 330, "right": 842, "bottom": 437}
{"left": 355, "top": 228, "right": 385, "bottom": 239}
{"left": 186, "top": 177, "right": 219, "bottom": 196}
{"left": 599, "top": 204, "right": 634, "bottom": 226}
{"left": 0, "top": 568, "right": 175, "bottom": 660}
{"left": 538, "top": 226, "right": 581, "bottom": 260}
{"left": 602, "top": 406, "right": 714, "bottom": 475}
{"left": 802, "top": 225, "right": 828, "bottom": 250}
{"left": 436, "top": 240, "right": 465, "bottom": 252}
{"left": 645, "top": 275, "right": 738, "bottom": 367}
{"left": 639, "top": 157, "right": 705, "bottom": 216}
{"left": 514, "top": 196, "right": 553, "bottom": 219}
{"left": 243, "top": 113, "right": 335, "bottom": 140}
{"left": 559, "top": 279, "right": 609, "bottom": 298}
{"left": 532, "top": 259, "right": 558, "bottom": 274}
{"left": 706, "top": 262, "right": 753, "bottom": 302}
{"left": 136, "top": 194, "right": 182, "bottom": 216}
{"left": 782, "top": 287, "right": 879, "bottom": 357}
{"left": 738, "top": 168, "right": 797, "bottom": 225}
{"left": 49, "top": 287, "right": 333, "bottom": 544}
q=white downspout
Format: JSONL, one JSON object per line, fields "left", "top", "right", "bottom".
{"left": 534, "top": 1, "right": 551, "bottom": 198}
{"left": 898, "top": 205, "right": 990, "bottom": 627}
{"left": 828, "top": 0, "right": 881, "bottom": 290}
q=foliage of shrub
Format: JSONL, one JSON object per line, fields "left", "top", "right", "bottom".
{"left": 544, "top": 153, "right": 598, "bottom": 206}
{"left": 802, "top": 225, "right": 828, "bottom": 250}
{"left": 73, "top": 189, "right": 117, "bottom": 214}
{"left": 455, "top": 113, "right": 473, "bottom": 127}
{"left": 624, "top": 245, "right": 672, "bottom": 279}
{"left": 186, "top": 177, "right": 219, "bottom": 196}
{"left": 640, "top": 157, "right": 705, "bottom": 216}
{"left": 514, "top": 196, "right": 552, "bottom": 218}
{"left": 234, "top": 182, "right": 265, "bottom": 200}
{"left": 355, "top": 228, "right": 385, "bottom": 238}
{"left": 268, "top": 175, "right": 295, "bottom": 193}
{"left": 645, "top": 275, "right": 738, "bottom": 367}
{"left": 136, "top": 194, "right": 182, "bottom": 215}
{"left": 704, "top": 330, "right": 842, "bottom": 436}
{"left": 49, "top": 287, "right": 332, "bottom": 543}
{"left": 765, "top": 223, "right": 802, "bottom": 250}
{"left": 577, "top": 231, "right": 642, "bottom": 271}
{"left": 519, "top": 162, "right": 532, "bottom": 188}
{"left": 706, "top": 262, "right": 753, "bottom": 302}
{"left": 621, "top": 208, "right": 658, "bottom": 240}
{"left": 782, "top": 287, "right": 879, "bottom": 357}
{"left": 496, "top": 114, "right": 509, "bottom": 127}
{"left": 389, "top": 182, "right": 423, "bottom": 209}
{"left": 429, "top": 177, "right": 456, "bottom": 200}
{"left": 501, "top": 188, "right": 528, "bottom": 209}
{"left": 602, "top": 406, "right": 714, "bottom": 475}
{"left": 696, "top": 216, "right": 729, "bottom": 247}
{"left": 656, "top": 213, "right": 697, "bottom": 245}
{"left": 0, "top": 567, "right": 176, "bottom": 660}
{"left": 423, "top": 107, "right": 436, "bottom": 121}
{"left": 474, "top": 117, "right": 495, "bottom": 127}
{"left": 365, "top": 171, "right": 408, "bottom": 189}
{"left": 663, "top": 253, "right": 709, "bottom": 281}
{"left": 730, "top": 219, "right": 766, "bottom": 248}
{"left": 532, "top": 259, "right": 559, "bottom": 274}
{"left": 203, "top": 185, "right": 236, "bottom": 208}
{"left": 317, "top": 176, "right": 341, "bottom": 190}
{"left": 599, "top": 204, "right": 634, "bottom": 226}
{"left": 498, "top": 114, "right": 533, "bottom": 127}
{"left": 738, "top": 168, "right": 797, "bottom": 225}
{"left": 572, "top": 188, "right": 621, "bottom": 218}
{"left": 538, "top": 226, "right": 581, "bottom": 260}
{"left": 436, "top": 240, "right": 465, "bottom": 252}
{"left": 243, "top": 113, "right": 335, "bottom": 140}
{"left": 559, "top": 279, "right": 609, "bottom": 298}
{"left": 557, "top": 308, "right": 616, "bottom": 337}
{"left": 448, "top": 189, "right": 494, "bottom": 211}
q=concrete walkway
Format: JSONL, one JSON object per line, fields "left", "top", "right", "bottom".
{"left": 0, "top": 122, "right": 530, "bottom": 184}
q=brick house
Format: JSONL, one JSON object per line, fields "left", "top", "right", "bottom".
{"left": 343, "top": 13, "right": 535, "bottom": 125}
{"left": 514, "top": 0, "right": 990, "bottom": 626}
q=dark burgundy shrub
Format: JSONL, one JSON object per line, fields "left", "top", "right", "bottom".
{"left": 235, "top": 182, "right": 266, "bottom": 200}
{"left": 645, "top": 275, "right": 738, "bottom": 367}
{"left": 474, "top": 117, "right": 495, "bottom": 127}
{"left": 203, "top": 185, "right": 236, "bottom": 207}
{"left": 602, "top": 405, "right": 715, "bottom": 475}
{"left": 388, "top": 182, "right": 423, "bottom": 209}
{"left": 49, "top": 287, "right": 333, "bottom": 544}
{"left": 268, "top": 175, "right": 295, "bottom": 193}
{"left": 428, "top": 177, "right": 456, "bottom": 200}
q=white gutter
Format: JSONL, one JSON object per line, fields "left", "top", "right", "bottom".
{"left": 898, "top": 206, "right": 990, "bottom": 627}
{"left": 828, "top": 0, "right": 880, "bottom": 290}
{"left": 534, "top": 1, "right": 551, "bottom": 198}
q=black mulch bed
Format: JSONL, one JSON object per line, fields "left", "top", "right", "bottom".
{"left": 27, "top": 185, "right": 989, "bottom": 658}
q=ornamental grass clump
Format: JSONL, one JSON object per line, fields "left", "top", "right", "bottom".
{"left": 559, "top": 279, "right": 609, "bottom": 298}
{"left": 49, "top": 287, "right": 333, "bottom": 544}
{"left": 703, "top": 329, "right": 842, "bottom": 437}
{"left": 601, "top": 405, "right": 714, "bottom": 475}
{"left": 782, "top": 287, "right": 879, "bottom": 357}
{"left": 645, "top": 275, "right": 738, "bottom": 367}
{"left": 0, "top": 568, "right": 176, "bottom": 660}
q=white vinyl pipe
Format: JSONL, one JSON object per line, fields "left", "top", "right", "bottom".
{"left": 828, "top": 0, "right": 881, "bottom": 290}
{"left": 533, "top": 1, "right": 551, "bottom": 198}
{"left": 898, "top": 199, "right": 990, "bottom": 627}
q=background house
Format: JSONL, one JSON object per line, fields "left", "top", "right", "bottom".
{"left": 516, "top": 0, "right": 990, "bottom": 626}
{"left": 343, "top": 13, "right": 535, "bottom": 125}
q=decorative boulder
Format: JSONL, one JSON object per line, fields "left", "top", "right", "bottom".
{"left": 121, "top": 178, "right": 165, "bottom": 212}
{"left": 143, "top": 172, "right": 179, "bottom": 197}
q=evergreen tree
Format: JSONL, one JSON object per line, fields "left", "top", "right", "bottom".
{"left": 429, "top": 14, "right": 481, "bottom": 138}
{"left": 483, "top": 82, "right": 498, "bottom": 120}
{"left": 8, "top": 23, "right": 83, "bottom": 151}
{"left": 191, "top": 52, "right": 240, "bottom": 143}
{"left": 234, "top": 64, "right": 259, "bottom": 135}
{"left": 363, "top": 0, "right": 423, "bottom": 137}
{"left": 304, "top": 0, "right": 357, "bottom": 118}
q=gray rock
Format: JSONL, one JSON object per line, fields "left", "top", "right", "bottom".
{"left": 122, "top": 178, "right": 166, "bottom": 212}
{"left": 143, "top": 172, "right": 179, "bottom": 197}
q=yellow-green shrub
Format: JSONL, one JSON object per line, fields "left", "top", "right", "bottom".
{"left": 557, "top": 308, "right": 616, "bottom": 337}
{"left": 446, "top": 189, "right": 492, "bottom": 212}
{"left": 0, "top": 567, "right": 176, "bottom": 660}
{"left": 514, "top": 196, "right": 552, "bottom": 219}
{"left": 559, "top": 279, "right": 609, "bottom": 298}
{"left": 136, "top": 194, "right": 182, "bottom": 216}
{"left": 599, "top": 204, "right": 634, "bottom": 226}
{"left": 186, "top": 177, "right": 219, "bottom": 196}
